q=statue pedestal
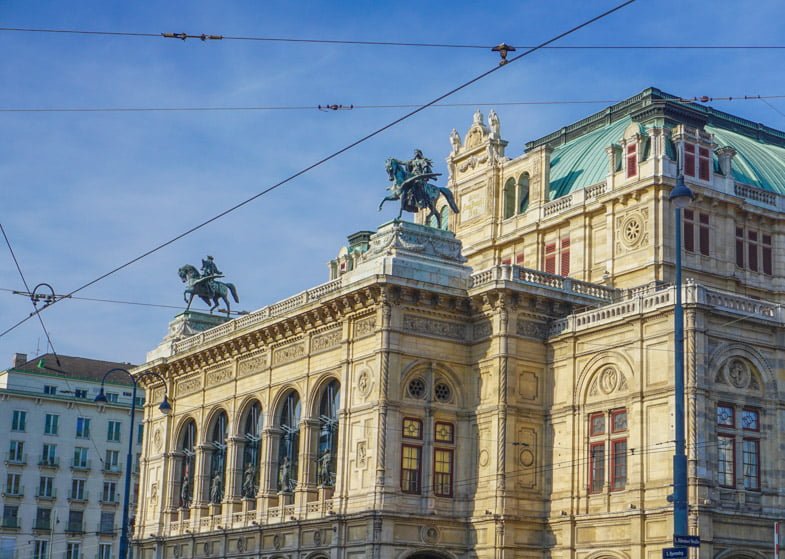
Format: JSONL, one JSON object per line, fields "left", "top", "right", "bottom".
{"left": 146, "top": 311, "right": 229, "bottom": 361}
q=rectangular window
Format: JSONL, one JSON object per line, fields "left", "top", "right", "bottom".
{"left": 33, "top": 540, "right": 48, "bottom": 559}
{"left": 544, "top": 242, "right": 556, "bottom": 274}
{"left": 107, "top": 421, "right": 122, "bottom": 442}
{"left": 2, "top": 505, "right": 19, "bottom": 528}
{"left": 741, "top": 408, "right": 760, "bottom": 431}
{"left": 626, "top": 143, "right": 637, "bottom": 178}
{"left": 560, "top": 238, "right": 571, "bottom": 276}
{"left": 611, "top": 439, "right": 627, "bottom": 491}
{"left": 698, "top": 146, "right": 711, "bottom": 181}
{"left": 44, "top": 414, "right": 59, "bottom": 435}
{"left": 106, "top": 392, "right": 119, "bottom": 403}
{"left": 43, "top": 385, "right": 57, "bottom": 395}
{"left": 103, "top": 481, "right": 117, "bottom": 503}
{"left": 589, "top": 413, "right": 605, "bottom": 436}
{"left": 434, "top": 422, "right": 454, "bottom": 444}
{"left": 683, "top": 210, "right": 695, "bottom": 253}
{"left": 98, "top": 543, "right": 113, "bottom": 559}
{"left": 763, "top": 234, "right": 773, "bottom": 275}
{"left": 736, "top": 227, "right": 745, "bottom": 268}
{"left": 74, "top": 389, "right": 87, "bottom": 399}
{"left": 99, "top": 512, "right": 115, "bottom": 535}
{"left": 402, "top": 418, "right": 423, "bottom": 440}
{"left": 401, "top": 445, "right": 422, "bottom": 494}
{"left": 8, "top": 441, "right": 24, "bottom": 463}
{"left": 611, "top": 409, "right": 628, "bottom": 433}
{"left": 742, "top": 439, "right": 760, "bottom": 490}
{"left": 73, "top": 447, "right": 88, "bottom": 469}
{"left": 38, "top": 476, "right": 54, "bottom": 498}
{"left": 75, "top": 417, "right": 90, "bottom": 438}
{"left": 684, "top": 210, "right": 709, "bottom": 255}
{"left": 717, "top": 404, "right": 734, "bottom": 427}
{"left": 105, "top": 449, "right": 120, "bottom": 472}
{"left": 717, "top": 436, "right": 735, "bottom": 487}
{"left": 137, "top": 424, "right": 144, "bottom": 445}
{"left": 11, "top": 410, "right": 26, "bottom": 432}
{"left": 433, "top": 448, "right": 454, "bottom": 497}
{"left": 698, "top": 213, "right": 710, "bottom": 256}
{"left": 544, "top": 238, "right": 570, "bottom": 276}
{"left": 67, "top": 510, "right": 83, "bottom": 533}
{"left": 35, "top": 508, "right": 51, "bottom": 531}
{"left": 70, "top": 479, "right": 86, "bottom": 500}
{"left": 41, "top": 444, "right": 57, "bottom": 466}
{"left": 589, "top": 442, "right": 605, "bottom": 493}
{"left": 684, "top": 143, "right": 696, "bottom": 177}
{"left": 5, "top": 473, "right": 21, "bottom": 496}
{"left": 748, "top": 230, "right": 758, "bottom": 272}
{"left": 66, "top": 543, "right": 81, "bottom": 559}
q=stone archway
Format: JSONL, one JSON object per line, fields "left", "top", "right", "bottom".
{"left": 407, "top": 552, "right": 454, "bottom": 559}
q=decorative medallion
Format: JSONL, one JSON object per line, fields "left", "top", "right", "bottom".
{"left": 727, "top": 359, "right": 751, "bottom": 389}
{"left": 616, "top": 210, "right": 649, "bottom": 252}
{"left": 313, "top": 530, "right": 322, "bottom": 545}
{"left": 421, "top": 526, "right": 440, "bottom": 544}
{"left": 479, "top": 449, "right": 489, "bottom": 467}
{"left": 357, "top": 369, "right": 372, "bottom": 398}
{"left": 598, "top": 367, "right": 619, "bottom": 394}
{"left": 153, "top": 428, "right": 163, "bottom": 452}
{"left": 519, "top": 449, "right": 534, "bottom": 467}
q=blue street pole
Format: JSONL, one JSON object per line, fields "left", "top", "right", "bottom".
{"left": 96, "top": 368, "right": 171, "bottom": 559}
{"left": 670, "top": 175, "right": 693, "bottom": 539}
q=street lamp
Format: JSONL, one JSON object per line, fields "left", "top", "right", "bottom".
{"left": 95, "top": 368, "right": 171, "bottom": 559}
{"left": 669, "top": 173, "right": 693, "bottom": 540}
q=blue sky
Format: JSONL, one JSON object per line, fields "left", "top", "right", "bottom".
{"left": 2, "top": 0, "right": 785, "bottom": 364}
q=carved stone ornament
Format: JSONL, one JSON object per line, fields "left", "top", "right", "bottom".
{"left": 474, "top": 321, "right": 492, "bottom": 340}
{"left": 313, "top": 530, "right": 322, "bottom": 545}
{"left": 236, "top": 539, "right": 245, "bottom": 552}
{"left": 516, "top": 319, "right": 546, "bottom": 340}
{"left": 362, "top": 221, "right": 466, "bottom": 263}
{"left": 588, "top": 366, "right": 628, "bottom": 397}
{"left": 312, "top": 328, "right": 341, "bottom": 353}
{"left": 176, "top": 375, "right": 202, "bottom": 397}
{"left": 726, "top": 358, "right": 752, "bottom": 389}
{"left": 479, "top": 449, "right": 489, "bottom": 467}
{"left": 238, "top": 354, "right": 267, "bottom": 378}
{"left": 272, "top": 342, "right": 305, "bottom": 366}
{"left": 354, "top": 315, "right": 377, "bottom": 338}
{"left": 519, "top": 449, "right": 534, "bottom": 467}
{"left": 357, "top": 369, "right": 372, "bottom": 398}
{"left": 356, "top": 441, "right": 367, "bottom": 467}
{"left": 206, "top": 365, "right": 233, "bottom": 388}
{"left": 421, "top": 526, "right": 440, "bottom": 544}
{"left": 273, "top": 534, "right": 282, "bottom": 550}
{"left": 404, "top": 314, "right": 466, "bottom": 341}
{"left": 616, "top": 209, "right": 649, "bottom": 252}
{"left": 153, "top": 428, "right": 163, "bottom": 452}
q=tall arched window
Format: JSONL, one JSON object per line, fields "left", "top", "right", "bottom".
{"left": 427, "top": 213, "right": 439, "bottom": 228}
{"left": 439, "top": 206, "right": 449, "bottom": 231}
{"left": 208, "top": 412, "right": 227, "bottom": 503}
{"left": 277, "top": 392, "right": 301, "bottom": 493}
{"left": 317, "top": 380, "right": 341, "bottom": 487}
{"left": 503, "top": 178, "right": 516, "bottom": 219}
{"left": 241, "top": 402, "right": 263, "bottom": 499}
{"left": 178, "top": 420, "right": 196, "bottom": 508}
{"left": 517, "top": 173, "right": 530, "bottom": 214}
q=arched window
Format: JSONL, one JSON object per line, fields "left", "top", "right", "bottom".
{"left": 503, "top": 178, "right": 516, "bottom": 219}
{"left": 517, "top": 173, "right": 530, "bottom": 214}
{"left": 439, "top": 206, "right": 449, "bottom": 231}
{"left": 241, "top": 402, "right": 263, "bottom": 499}
{"left": 277, "top": 392, "right": 301, "bottom": 493}
{"left": 317, "top": 380, "right": 340, "bottom": 487}
{"left": 427, "top": 213, "right": 439, "bottom": 228}
{"left": 178, "top": 420, "right": 196, "bottom": 508}
{"left": 208, "top": 412, "right": 228, "bottom": 503}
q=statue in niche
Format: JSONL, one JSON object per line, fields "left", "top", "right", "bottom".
{"left": 210, "top": 473, "right": 223, "bottom": 503}
{"left": 180, "top": 473, "right": 191, "bottom": 508}
{"left": 278, "top": 456, "right": 291, "bottom": 493}
{"left": 318, "top": 451, "right": 333, "bottom": 487}
{"left": 242, "top": 463, "right": 257, "bottom": 498}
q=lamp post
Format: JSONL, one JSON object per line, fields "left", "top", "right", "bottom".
{"left": 95, "top": 368, "right": 172, "bottom": 559}
{"left": 669, "top": 174, "right": 693, "bottom": 540}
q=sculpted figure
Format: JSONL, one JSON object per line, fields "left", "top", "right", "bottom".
{"left": 488, "top": 109, "right": 500, "bottom": 139}
{"left": 210, "top": 473, "right": 223, "bottom": 503}
{"left": 449, "top": 128, "right": 461, "bottom": 153}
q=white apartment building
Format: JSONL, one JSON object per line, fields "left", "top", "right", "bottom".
{"left": 0, "top": 353, "right": 144, "bottom": 559}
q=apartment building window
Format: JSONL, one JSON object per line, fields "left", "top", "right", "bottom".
{"left": 75, "top": 417, "right": 91, "bottom": 438}
{"left": 38, "top": 476, "right": 54, "bottom": 498}
{"left": 44, "top": 414, "right": 59, "bottom": 435}
{"left": 683, "top": 210, "right": 710, "bottom": 256}
{"left": 433, "top": 422, "right": 455, "bottom": 497}
{"left": 103, "top": 481, "right": 117, "bottom": 503}
{"left": 99, "top": 512, "right": 115, "bottom": 535}
{"left": 8, "top": 441, "right": 24, "bottom": 463}
{"left": 105, "top": 449, "right": 120, "bottom": 472}
{"left": 736, "top": 227, "right": 773, "bottom": 275}
{"left": 41, "top": 444, "right": 57, "bottom": 466}
{"left": 66, "top": 543, "right": 81, "bottom": 559}
{"left": 43, "top": 385, "right": 57, "bottom": 395}
{"left": 70, "top": 479, "right": 86, "bottom": 500}
{"left": 588, "top": 408, "right": 628, "bottom": 493}
{"left": 73, "top": 447, "right": 88, "bottom": 469}
{"left": 98, "top": 543, "right": 113, "bottom": 559}
{"left": 401, "top": 418, "right": 423, "bottom": 494}
{"left": 5, "top": 473, "right": 21, "bottom": 496}
{"left": 717, "top": 404, "right": 761, "bottom": 490}
{"left": 34, "top": 508, "right": 51, "bottom": 530}
{"left": 137, "top": 424, "right": 144, "bottom": 445}
{"left": 105, "top": 392, "right": 119, "bottom": 403}
{"left": 544, "top": 237, "right": 570, "bottom": 276}
{"left": 66, "top": 510, "right": 83, "bottom": 533}
{"left": 33, "top": 540, "right": 48, "bottom": 559}
{"left": 107, "top": 420, "right": 122, "bottom": 442}
{"left": 11, "top": 410, "right": 26, "bottom": 432}
{"left": 74, "top": 389, "right": 87, "bottom": 399}
{"left": 1, "top": 505, "right": 19, "bottom": 529}
{"left": 625, "top": 143, "right": 638, "bottom": 178}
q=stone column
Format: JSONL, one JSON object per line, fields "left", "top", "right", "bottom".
{"left": 375, "top": 300, "right": 391, "bottom": 492}
{"left": 495, "top": 297, "right": 509, "bottom": 516}
{"left": 163, "top": 451, "right": 182, "bottom": 523}
{"left": 194, "top": 444, "right": 211, "bottom": 516}
{"left": 226, "top": 435, "right": 244, "bottom": 511}
{"left": 261, "top": 427, "right": 281, "bottom": 507}
{"left": 296, "top": 418, "right": 320, "bottom": 512}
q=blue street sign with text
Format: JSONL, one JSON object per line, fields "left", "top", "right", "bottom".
{"left": 663, "top": 548, "right": 688, "bottom": 559}
{"left": 674, "top": 535, "right": 700, "bottom": 547}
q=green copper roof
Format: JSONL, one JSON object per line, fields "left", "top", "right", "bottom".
{"left": 548, "top": 117, "right": 631, "bottom": 199}
{"left": 708, "top": 125, "right": 785, "bottom": 194}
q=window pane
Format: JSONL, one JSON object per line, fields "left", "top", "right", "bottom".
{"left": 589, "top": 413, "right": 605, "bottom": 436}
{"left": 433, "top": 449, "right": 453, "bottom": 497}
{"left": 589, "top": 443, "right": 605, "bottom": 493}
{"left": 611, "top": 439, "right": 627, "bottom": 491}
{"left": 401, "top": 445, "right": 421, "bottom": 494}
{"left": 717, "top": 405, "right": 734, "bottom": 427}
{"left": 434, "top": 422, "right": 454, "bottom": 443}
{"left": 611, "top": 410, "right": 627, "bottom": 433}
{"left": 717, "top": 436, "right": 734, "bottom": 487}
{"left": 402, "top": 418, "right": 422, "bottom": 440}
{"left": 741, "top": 409, "right": 759, "bottom": 431}
{"left": 742, "top": 439, "right": 760, "bottom": 490}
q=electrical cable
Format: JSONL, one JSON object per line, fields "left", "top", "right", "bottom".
{"left": 0, "top": 286, "right": 188, "bottom": 311}
{"left": 0, "top": 0, "right": 637, "bottom": 340}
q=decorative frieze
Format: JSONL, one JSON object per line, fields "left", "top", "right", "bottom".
{"left": 176, "top": 375, "right": 202, "bottom": 396}
{"left": 403, "top": 314, "right": 465, "bottom": 341}
{"left": 354, "top": 315, "right": 377, "bottom": 339}
{"left": 272, "top": 342, "right": 306, "bottom": 366}
{"left": 237, "top": 353, "right": 268, "bottom": 378}
{"left": 312, "top": 328, "right": 341, "bottom": 353}
{"left": 205, "top": 366, "right": 233, "bottom": 388}
{"left": 473, "top": 321, "right": 492, "bottom": 340}
{"left": 516, "top": 319, "right": 547, "bottom": 339}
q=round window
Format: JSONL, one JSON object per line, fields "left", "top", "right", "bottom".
{"left": 407, "top": 378, "right": 426, "bottom": 399}
{"left": 434, "top": 382, "right": 452, "bottom": 403}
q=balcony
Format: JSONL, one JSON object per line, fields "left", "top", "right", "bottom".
{"left": 5, "top": 452, "right": 27, "bottom": 466}
{"left": 35, "top": 487, "right": 57, "bottom": 500}
{"left": 99, "top": 495, "right": 119, "bottom": 506}
{"left": 0, "top": 517, "right": 20, "bottom": 530}
{"left": 1, "top": 485, "right": 23, "bottom": 498}
{"left": 103, "top": 463, "right": 122, "bottom": 475}
{"left": 68, "top": 490, "right": 89, "bottom": 503}
{"left": 33, "top": 519, "right": 52, "bottom": 531}
{"left": 71, "top": 459, "right": 92, "bottom": 471}
{"left": 38, "top": 456, "right": 60, "bottom": 469}
{"left": 65, "top": 521, "right": 84, "bottom": 534}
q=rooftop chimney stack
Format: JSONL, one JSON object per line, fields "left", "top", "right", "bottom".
{"left": 13, "top": 353, "right": 27, "bottom": 368}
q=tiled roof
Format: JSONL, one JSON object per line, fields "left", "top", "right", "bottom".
{"left": 708, "top": 125, "right": 785, "bottom": 194}
{"left": 10, "top": 353, "right": 136, "bottom": 384}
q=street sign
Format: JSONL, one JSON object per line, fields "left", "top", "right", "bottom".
{"left": 663, "top": 548, "right": 688, "bottom": 559}
{"left": 674, "top": 535, "right": 700, "bottom": 547}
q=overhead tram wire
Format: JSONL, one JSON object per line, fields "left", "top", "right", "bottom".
{"left": 0, "top": 0, "right": 637, "bottom": 340}
{"left": 2, "top": 25, "right": 785, "bottom": 50}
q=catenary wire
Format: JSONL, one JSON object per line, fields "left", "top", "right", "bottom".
{"left": 2, "top": 95, "right": 785, "bottom": 114}
{"left": 3, "top": 26, "right": 785, "bottom": 50}
{"left": 0, "top": 286, "right": 188, "bottom": 311}
{"left": 0, "top": 0, "right": 637, "bottom": 340}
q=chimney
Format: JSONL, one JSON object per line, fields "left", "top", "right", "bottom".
{"left": 13, "top": 353, "right": 27, "bottom": 368}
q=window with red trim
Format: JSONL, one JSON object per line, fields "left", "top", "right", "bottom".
{"left": 683, "top": 210, "right": 709, "bottom": 255}
{"left": 698, "top": 146, "right": 711, "bottom": 180}
{"left": 684, "top": 143, "right": 696, "bottom": 177}
{"left": 684, "top": 210, "right": 695, "bottom": 253}
{"left": 560, "top": 238, "right": 570, "bottom": 276}
{"left": 433, "top": 448, "right": 453, "bottom": 497}
{"left": 501, "top": 258, "right": 511, "bottom": 266}
{"left": 544, "top": 243, "right": 556, "bottom": 274}
{"left": 401, "top": 445, "right": 422, "bottom": 494}
{"left": 763, "top": 235, "right": 773, "bottom": 275}
{"left": 742, "top": 439, "right": 760, "bottom": 490}
{"left": 736, "top": 227, "right": 773, "bottom": 274}
{"left": 717, "top": 436, "right": 735, "bottom": 487}
{"left": 588, "top": 408, "right": 627, "bottom": 494}
{"left": 589, "top": 442, "right": 605, "bottom": 493}
{"left": 748, "top": 231, "right": 758, "bottom": 272}
{"left": 543, "top": 237, "right": 570, "bottom": 276}
{"left": 611, "top": 439, "right": 627, "bottom": 491}
{"left": 515, "top": 253, "right": 525, "bottom": 265}
{"left": 716, "top": 403, "right": 762, "bottom": 491}
{"left": 626, "top": 143, "right": 637, "bottom": 178}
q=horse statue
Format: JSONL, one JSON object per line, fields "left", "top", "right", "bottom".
{"left": 378, "top": 150, "right": 459, "bottom": 229}
{"left": 178, "top": 263, "right": 239, "bottom": 314}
